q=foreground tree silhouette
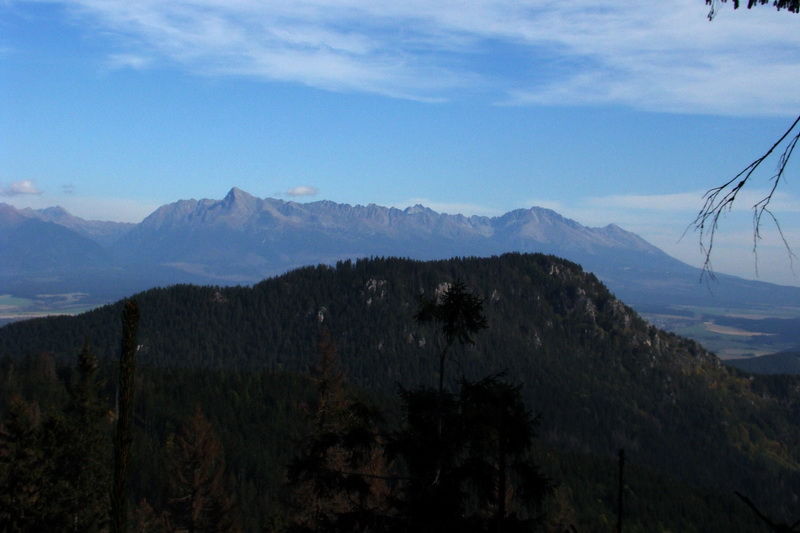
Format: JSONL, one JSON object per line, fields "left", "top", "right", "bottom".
{"left": 414, "top": 280, "right": 488, "bottom": 399}
{"left": 286, "top": 329, "right": 388, "bottom": 533}
{"left": 62, "top": 341, "right": 111, "bottom": 530}
{"left": 0, "top": 344, "right": 111, "bottom": 532}
{"left": 0, "top": 397, "right": 44, "bottom": 531}
{"left": 388, "top": 376, "right": 552, "bottom": 533}
{"left": 166, "top": 406, "right": 240, "bottom": 532}
{"left": 459, "top": 375, "right": 553, "bottom": 532}
{"left": 286, "top": 288, "right": 549, "bottom": 532}
{"left": 37, "top": 342, "right": 111, "bottom": 531}
{"left": 111, "top": 300, "right": 140, "bottom": 533}
{"left": 387, "top": 386, "right": 466, "bottom": 532}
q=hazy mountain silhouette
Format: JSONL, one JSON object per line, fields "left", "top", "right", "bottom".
{"left": 2, "top": 188, "right": 799, "bottom": 311}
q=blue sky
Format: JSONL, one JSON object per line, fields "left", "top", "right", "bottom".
{"left": 2, "top": 0, "right": 800, "bottom": 286}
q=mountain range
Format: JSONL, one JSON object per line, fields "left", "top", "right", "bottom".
{"left": 2, "top": 187, "right": 800, "bottom": 316}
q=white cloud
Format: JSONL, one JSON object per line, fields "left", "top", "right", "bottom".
{"left": 286, "top": 186, "right": 318, "bottom": 197}
{"left": 25, "top": 0, "right": 800, "bottom": 113}
{"left": 1, "top": 179, "right": 42, "bottom": 197}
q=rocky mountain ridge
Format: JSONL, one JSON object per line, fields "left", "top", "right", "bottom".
{"left": 2, "top": 187, "right": 800, "bottom": 313}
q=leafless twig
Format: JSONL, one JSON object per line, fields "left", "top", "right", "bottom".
{"left": 734, "top": 491, "right": 800, "bottom": 532}
{"left": 688, "top": 114, "right": 800, "bottom": 280}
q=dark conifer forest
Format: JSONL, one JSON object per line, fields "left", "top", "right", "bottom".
{"left": 1, "top": 253, "right": 799, "bottom": 531}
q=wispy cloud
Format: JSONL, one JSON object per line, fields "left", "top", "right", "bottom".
{"left": 107, "top": 53, "right": 152, "bottom": 70}
{"left": 286, "top": 186, "right": 318, "bottom": 197}
{"left": 1, "top": 179, "right": 42, "bottom": 197}
{"left": 25, "top": 0, "right": 800, "bottom": 113}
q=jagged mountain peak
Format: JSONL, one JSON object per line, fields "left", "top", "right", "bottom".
{"left": 499, "top": 206, "right": 581, "bottom": 227}
{"left": 6, "top": 189, "right": 800, "bottom": 316}
{"left": 35, "top": 205, "right": 72, "bottom": 220}
{"left": 404, "top": 204, "right": 433, "bottom": 215}
{"left": 213, "top": 186, "right": 262, "bottom": 219}
{"left": 222, "top": 186, "right": 255, "bottom": 205}
{"left": 0, "top": 203, "right": 28, "bottom": 226}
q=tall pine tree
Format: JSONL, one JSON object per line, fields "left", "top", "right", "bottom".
{"left": 166, "top": 405, "right": 239, "bottom": 533}
{"left": 287, "top": 329, "right": 389, "bottom": 533}
{"left": 0, "top": 397, "right": 44, "bottom": 532}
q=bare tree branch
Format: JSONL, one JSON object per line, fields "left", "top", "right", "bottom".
{"left": 688, "top": 114, "right": 800, "bottom": 279}
{"left": 734, "top": 491, "right": 800, "bottom": 532}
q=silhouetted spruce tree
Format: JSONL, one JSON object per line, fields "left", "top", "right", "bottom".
{"left": 387, "top": 281, "right": 490, "bottom": 532}
{"left": 36, "top": 408, "right": 74, "bottom": 529}
{"left": 414, "top": 280, "right": 488, "bottom": 398}
{"left": 166, "top": 405, "right": 239, "bottom": 533}
{"left": 459, "top": 374, "right": 553, "bottom": 532}
{"left": 393, "top": 284, "right": 551, "bottom": 533}
{"left": 40, "top": 341, "right": 110, "bottom": 531}
{"left": 0, "top": 344, "right": 110, "bottom": 532}
{"left": 0, "top": 396, "right": 45, "bottom": 532}
{"left": 387, "top": 378, "right": 553, "bottom": 533}
{"left": 287, "top": 329, "right": 389, "bottom": 533}
{"left": 413, "top": 279, "right": 488, "bottom": 502}
{"left": 386, "top": 386, "right": 468, "bottom": 533}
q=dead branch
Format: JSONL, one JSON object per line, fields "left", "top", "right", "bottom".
{"left": 734, "top": 491, "right": 800, "bottom": 532}
{"left": 688, "top": 114, "right": 800, "bottom": 279}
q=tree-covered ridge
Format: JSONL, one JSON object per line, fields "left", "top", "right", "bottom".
{"left": 0, "top": 253, "right": 715, "bottom": 377}
{"left": 1, "top": 253, "right": 799, "bottom": 530}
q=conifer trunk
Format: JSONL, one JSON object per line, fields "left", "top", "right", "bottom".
{"left": 111, "top": 301, "right": 140, "bottom": 533}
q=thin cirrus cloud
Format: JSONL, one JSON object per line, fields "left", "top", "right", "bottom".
{"left": 107, "top": 53, "right": 152, "bottom": 70}
{"left": 32, "top": 0, "right": 800, "bottom": 114}
{"left": 0, "top": 179, "right": 43, "bottom": 197}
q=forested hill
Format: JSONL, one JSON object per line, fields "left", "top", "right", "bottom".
{"left": 2, "top": 252, "right": 705, "bottom": 381}
{"left": 1, "top": 252, "right": 800, "bottom": 529}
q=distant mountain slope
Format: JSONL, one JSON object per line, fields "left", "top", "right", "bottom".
{"left": 112, "top": 187, "right": 800, "bottom": 309}
{"left": 4, "top": 189, "right": 800, "bottom": 315}
{"left": 1, "top": 253, "right": 798, "bottom": 522}
{"left": 726, "top": 351, "right": 800, "bottom": 375}
{"left": 0, "top": 204, "right": 110, "bottom": 274}
{"left": 117, "top": 187, "right": 672, "bottom": 265}
{"left": 19, "top": 205, "right": 133, "bottom": 245}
